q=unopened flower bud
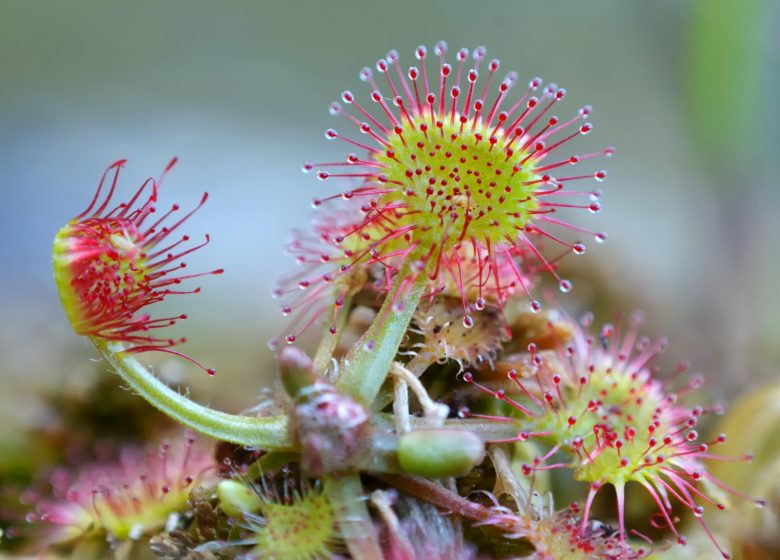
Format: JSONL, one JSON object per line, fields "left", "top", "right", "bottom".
{"left": 398, "top": 429, "right": 485, "bottom": 478}
{"left": 287, "top": 369, "right": 370, "bottom": 475}
{"left": 278, "top": 346, "right": 318, "bottom": 400}
{"left": 217, "top": 479, "right": 262, "bottom": 518}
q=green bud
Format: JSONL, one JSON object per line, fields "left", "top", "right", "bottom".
{"left": 217, "top": 479, "right": 262, "bottom": 518}
{"left": 397, "top": 429, "right": 485, "bottom": 478}
{"left": 278, "top": 346, "right": 318, "bottom": 400}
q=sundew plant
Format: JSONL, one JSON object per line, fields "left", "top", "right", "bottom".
{"left": 31, "top": 42, "right": 764, "bottom": 559}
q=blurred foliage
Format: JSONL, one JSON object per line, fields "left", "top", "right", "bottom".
{"left": 709, "top": 380, "right": 780, "bottom": 559}
{"left": 687, "top": 0, "right": 771, "bottom": 184}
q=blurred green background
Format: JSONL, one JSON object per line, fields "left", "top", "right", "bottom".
{"left": 0, "top": 0, "right": 777, "bottom": 437}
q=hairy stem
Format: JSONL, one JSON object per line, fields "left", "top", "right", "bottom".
{"left": 96, "top": 340, "right": 293, "bottom": 450}
{"left": 488, "top": 445, "right": 529, "bottom": 510}
{"left": 313, "top": 296, "right": 351, "bottom": 375}
{"left": 326, "top": 474, "right": 383, "bottom": 560}
{"left": 335, "top": 270, "right": 426, "bottom": 406}
{"left": 440, "top": 417, "right": 526, "bottom": 441}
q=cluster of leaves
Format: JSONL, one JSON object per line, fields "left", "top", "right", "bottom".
{"left": 16, "top": 292, "right": 753, "bottom": 559}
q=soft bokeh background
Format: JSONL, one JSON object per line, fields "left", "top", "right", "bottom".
{"left": 1, "top": 0, "right": 778, "bottom": 437}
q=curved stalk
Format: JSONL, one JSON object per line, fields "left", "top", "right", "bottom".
{"left": 95, "top": 340, "right": 293, "bottom": 450}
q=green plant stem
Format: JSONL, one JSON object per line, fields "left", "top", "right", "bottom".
{"left": 368, "top": 414, "right": 523, "bottom": 442}
{"left": 335, "top": 271, "right": 426, "bottom": 406}
{"left": 95, "top": 340, "right": 293, "bottom": 450}
{"left": 326, "top": 474, "right": 383, "bottom": 560}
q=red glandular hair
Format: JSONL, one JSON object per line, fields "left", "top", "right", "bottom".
{"left": 277, "top": 42, "right": 611, "bottom": 343}
{"left": 52, "top": 159, "right": 222, "bottom": 373}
